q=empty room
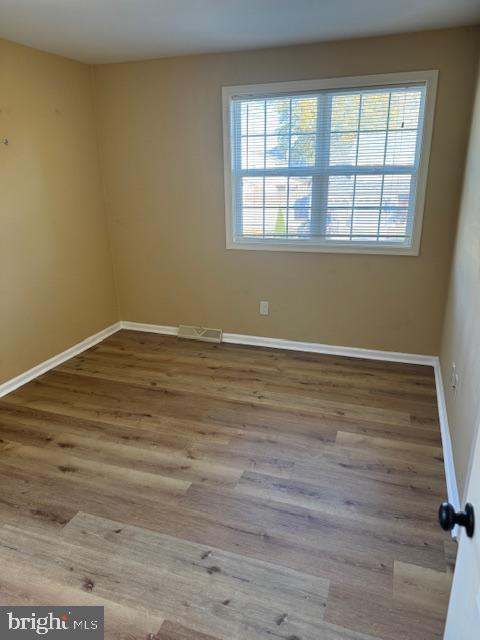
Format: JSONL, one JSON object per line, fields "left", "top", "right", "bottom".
{"left": 1, "top": 1, "right": 480, "bottom": 638}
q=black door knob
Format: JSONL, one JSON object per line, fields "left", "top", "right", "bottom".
{"left": 439, "top": 502, "right": 475, "bottom": 538}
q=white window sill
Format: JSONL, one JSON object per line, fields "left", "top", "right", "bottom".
{"left": 226, "top": 238, "right": 420, "bottom": 256}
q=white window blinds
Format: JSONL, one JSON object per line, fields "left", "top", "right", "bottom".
{"left": 223, "top": 73, "right": 436, "bottom": 254}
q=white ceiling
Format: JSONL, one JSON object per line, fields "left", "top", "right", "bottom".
{"left": 0, "top": 0, "right": 479, "bottom": 64}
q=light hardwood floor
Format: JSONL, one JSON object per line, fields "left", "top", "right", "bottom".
{"left": 0, "top": 330, "right": 454, "bottom": 639}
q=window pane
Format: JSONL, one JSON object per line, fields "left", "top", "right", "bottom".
{"left": 265, "top": 208, "right": 287, "bottom": 236}
{"left": 266, "top": 135, "right": 289, "bottom": 167}
{"left": 380, "top": 209, "right": 408, "bottom": 239}
{"left": 382, "top": 174, "right": 412, "bottom": 208}
{"left": 265, "top": 176, "right": 287, "bottom": 206}
{"left": 242, "top": 208, "right": 263, "bottom": 237}
{"left": 244, "top": 136, "right": 264, "bottom": 169}
{"left": 331, "top": 94, "right": 360, "bottom": 132}
{"left": 357, "top": 131, "right": 386, "bottom": 165}
{"left": 289, "top": 208, "right": 311, "bottom": 236}
{"left": 360, "top": 92, "right": 389, "bottom": 130}
{"left": 290, "top": 135, "right": 316, "bottom": 166}
{"left": 328, "top": 175, "right": 355, "bottom": 207}
{"left": 288, "top": 177, "right": 312, "bottom": 237}
{"left": 389, "top": 91, "right": 422, "bottom": 130}
{"left": 326, "top": 208, "right": 352, "bottom": 238}
{"left": 352, "top": 210, "right": 380, "bottom": 237}
{"left": 288, "top": 177, "right": 312, "bottom": 208}
{"left": 266, "top": 98, "right": 290, "bottom": 135}
{"left": 354, "top": 175, "right": 382, "bottom": 207}
{"left": 240, "top": 102, "right": 248, "bottom": 134}
{"left": 292, "top": 96, "right": 317, "bottom": 133}
{"left": 246, "top": 101, "right": 265, "bottom": 135}
{"left": 242, "top": 177, "right": 263, "bottom": 207}
{"left": 385, "top": 130, "right": 417, "bottom": 165}
{"left": 329, "top": 132, "right": 357, "bottom": 165}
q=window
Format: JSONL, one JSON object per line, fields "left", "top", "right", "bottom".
{"left": 222, "top": 71, "right": 437, "bottom": 255}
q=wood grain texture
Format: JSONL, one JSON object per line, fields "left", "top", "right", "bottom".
{"left": 0, "top": 330, "right": 455, "bottom": 639}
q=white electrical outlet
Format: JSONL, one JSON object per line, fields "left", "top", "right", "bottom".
{"left": 259, "top": 301, "right": 269, "bottom": 316}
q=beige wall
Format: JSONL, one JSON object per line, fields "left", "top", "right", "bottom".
{"left": 94, "top": 27, "right": 480, "bottom": 355}
{"left": 440, "top": 63, "right": 480, "bottom": 499}
{"left": 1, "top": 27, "right": 479, "bottom": 387}
{"left": 0, "top": 39, "right": 118, "bottom": 384}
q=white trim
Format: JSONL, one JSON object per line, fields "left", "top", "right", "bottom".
{"left": 120, "top": 320, "right": 435, "bottom": 365}
{"left": 222, "top": 70, "right": 438, "bottom": 256}
{"left": 433, "top": 357, "right": 461, "bottom": 536}
{"left": 222, "top": 331, "right": 436, "bottom": 365}
{"left": 463, "top": 418, "right": 480, "bottom": 507}
{"left": 121, "top": 321, "right": 177, "bottom": 335}
{"left": 224, "top": 70, "right": 439, "bottom": 98}
{"left": 223, "top": 240, "right": 424, "bottom": 256}
{"left": 0, "top": 322, "right": 122, "bottom": 399}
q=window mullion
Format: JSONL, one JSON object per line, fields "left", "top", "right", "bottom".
{"left": 349, "top": 94, "right": 363, "bottom": 241}
{"left": 376, "top": 92, "right": 393, "bottom": 241}
{"left": 281, "top": 98, "right": 291, "bottom": 239}
{"left": 263, "top": 101, "right": 266, "bottom": 238}
{"left": 311, "top": 93, "right": 330, "bottom": 238}
{"left": 233, "top": 101, "right": 243, "bottom": 240}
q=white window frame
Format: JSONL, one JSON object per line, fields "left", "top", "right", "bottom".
{"left": 222, "top": 70, "right": 438, "bottom": 256}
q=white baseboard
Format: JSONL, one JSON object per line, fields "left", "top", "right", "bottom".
{"left": 222, "top": 331, "right": 437, "bottom": 366}
{"left": 0, "top": 322, "right": 122, "bottom": 399}
{"left": 433, "top": 358, "right": 460, "bottom": 535}
{"left": 121, "top": 321, "right": 177, "bottom": 336}
{"left": 121, "top": 320, "right": 436, "bottom": 366}
{"left": 0, "top": 318, "right": 459, "bottom": 522}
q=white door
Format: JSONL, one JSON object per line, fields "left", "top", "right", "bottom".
{"left": 444, "top": 423, "right": 480, "bottom": 638}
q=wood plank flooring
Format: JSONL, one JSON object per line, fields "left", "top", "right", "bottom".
{"left": 0, "top": 330, "right": 454, "bottom": 639}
